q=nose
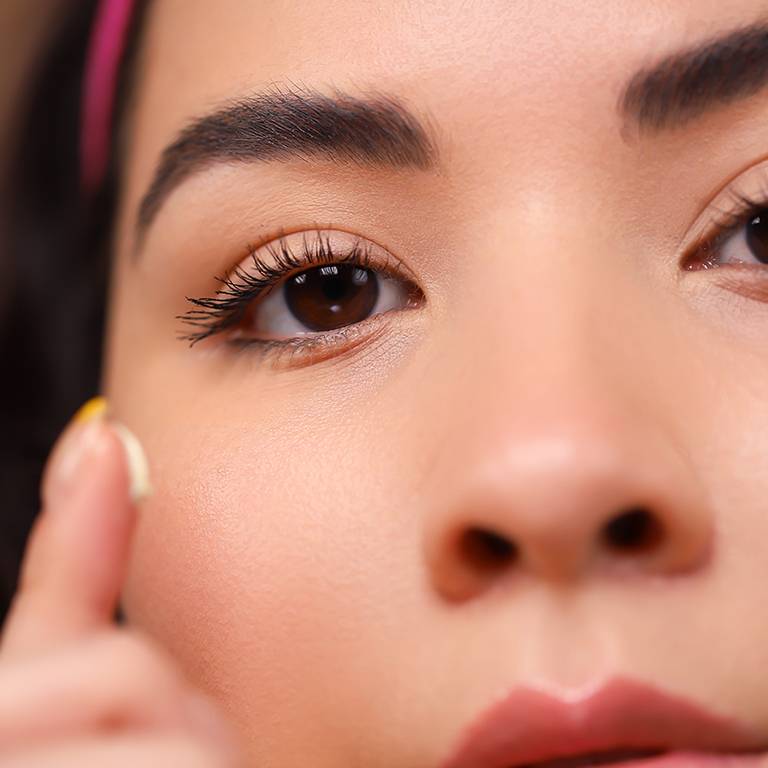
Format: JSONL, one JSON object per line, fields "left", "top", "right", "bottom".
{"left": 423, "top": 413, "right": 713, "bottom": 601}
{"left": 420, "top": 280, "right": 714, "bottom": 604}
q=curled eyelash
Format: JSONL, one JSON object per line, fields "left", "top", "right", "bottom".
{"left": 176, "top": 229, "right": 403, "bottom": 346}
{"left": 684, "top": 181, "right": 768, "bottom": 270}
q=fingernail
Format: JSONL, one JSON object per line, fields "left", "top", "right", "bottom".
{"left": 112, "top": 422, "right": 153, "bottom": 503}
{"left": 45, "top": 396, "right": 108, "bottom": 502}
{"left": 183, "top": 691, "right": 243, "bottom": 760}
{"left": 73, "top": 396, "right": 108, "bottom": 424}
{"left": 45, "top": 397, "right": 152, "bottom": 507}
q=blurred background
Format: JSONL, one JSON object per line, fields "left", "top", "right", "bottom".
{"left": 0, "top": 2, "right": 60, "bottom": 186}
{"left": 0, "top": 0, "right": 64, "bottom": 617}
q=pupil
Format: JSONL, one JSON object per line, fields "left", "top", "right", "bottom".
{"left": 284, "top": 263, "right": 379, "bottom": 332}
{"left": 746, "top": 212, "right": 768, "bottom": 264}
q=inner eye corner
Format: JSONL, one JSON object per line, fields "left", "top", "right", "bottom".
{"left": 678, "top": 231, "right": 720, "bottom": 272}
{"left": 408, "top": 283, "right": 427, "bottom": 307}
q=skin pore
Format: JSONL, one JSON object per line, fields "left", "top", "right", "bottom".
{"left": 101, "top": 0, "right": 768, "bottom": 765}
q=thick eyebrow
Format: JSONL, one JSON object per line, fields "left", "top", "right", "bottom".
{"left": 134, "top": 84, "right": 438, "bottom": 251}
{"left": 619, "top": 21, "right": 768, "bottom": 135}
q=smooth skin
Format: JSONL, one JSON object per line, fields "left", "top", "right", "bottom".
{"left": 10, "top": 0, "right": 768, "bottom": 765}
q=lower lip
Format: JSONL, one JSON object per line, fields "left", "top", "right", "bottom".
{"left": 572, "top": 753, "right": 767, "bottom": 768}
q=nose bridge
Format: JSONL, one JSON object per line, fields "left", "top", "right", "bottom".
{"left": 453, "top": 202, "right": 645, "bottom": 391}
{"left": 434, "top": 214, "right": 660, "bottom": 449}
{"left": 419, "top": 215, "right": 714, "bottom": 600}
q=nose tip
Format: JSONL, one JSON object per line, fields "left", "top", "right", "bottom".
{"left": 423, "top": 435, "right": 713, "bottom": 602}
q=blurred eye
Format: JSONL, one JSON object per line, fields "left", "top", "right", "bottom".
{"left": 242, "top": 262, "right": 418, "bottom": 339}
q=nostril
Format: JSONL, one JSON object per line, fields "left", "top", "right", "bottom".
{"left": 458, "top": 527, "right": 518, "bottom": 573}
{"left": 601, "top": 507, "right": 664, "bottom": 553}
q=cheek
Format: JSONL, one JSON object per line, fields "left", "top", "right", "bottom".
{"left": 698, "top": 381, "right": 768, "bottom": 573}
{"left": 120, "top": 421, "right": 366, "bottom": 742}
{"left": 668, "top": 350, "right": 768, "bottom": 699}
{"left": 111, "top": 357, "right": 434, "bottom": 761}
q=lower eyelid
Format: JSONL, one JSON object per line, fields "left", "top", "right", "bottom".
{"left": 717, "top": 273, "right": 768, "bottom": 304}
{"left": 681, "top": 260, "right": 768, "bottom": 305}
{"left": 235, "top": 313, "right": 396, "bottom": 371}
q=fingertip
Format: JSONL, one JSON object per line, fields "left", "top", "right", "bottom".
{"left": 41, "top": 396, "right": 109, "bottom": 507}
{"left": 42, "top": 396, "right": 152, "bottom": 510}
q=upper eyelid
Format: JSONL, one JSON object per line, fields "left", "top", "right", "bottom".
{"left": 687, "top": 191, "right": 763, "bottom": 254}
{"left": 678, "top": 160, "right": 768, "bottom": 259}
{"left": 226, "top": 229, "right": 415, "bottom": 292}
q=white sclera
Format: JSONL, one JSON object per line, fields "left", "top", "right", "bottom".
{"left": 716, "top": 217, "right": 768, "bottom": 268}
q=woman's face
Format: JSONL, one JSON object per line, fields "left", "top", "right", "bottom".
{"left": 103, "top": 0, "right": 768, "bottom": 765}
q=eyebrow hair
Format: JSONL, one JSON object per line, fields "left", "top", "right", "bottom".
{"left": 619, "top": 21, "right": 768, "bottom": 135}
{"left": 134, "top": 84, "right": 438, "bottom": 250}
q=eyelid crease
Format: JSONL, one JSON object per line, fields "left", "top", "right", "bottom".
{"left": 223, "top": 221, "right": 417, "bottom": 286}
{"left": 679, "top": 160, "right": 768, "bottom": 268}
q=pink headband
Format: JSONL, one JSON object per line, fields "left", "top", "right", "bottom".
{"left": 80, "top": 0, "right": 137, "bottom": 194}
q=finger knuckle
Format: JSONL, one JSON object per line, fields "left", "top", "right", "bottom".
{"left": 175, "top": 738, "right": 240, "bottom": 768}
{"left": 102, "top": 628, "right": 185, "bottom": 691}
{"left": 80, "top": 629, "right": 193, "bottom": 730}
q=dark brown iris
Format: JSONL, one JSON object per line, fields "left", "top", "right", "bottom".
{"left": 746, "top": 212, "right": 768, "bottom": 264}
{"left": 284, "top": 264, "right": 379, "bottom": 331}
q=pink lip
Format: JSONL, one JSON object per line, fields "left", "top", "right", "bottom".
{"left": 440, "top": 677, "right": 767, "bottom": 768}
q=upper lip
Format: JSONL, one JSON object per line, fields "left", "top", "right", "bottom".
{"left": 439, "top": 676, "right": 766, "bottom": 768}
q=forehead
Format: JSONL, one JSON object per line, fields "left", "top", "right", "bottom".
{"left": 135, "top": 0, "right": 763, "bottom": 116}
{"left": 122, "top": 0, "right": 766, "bottom": 227}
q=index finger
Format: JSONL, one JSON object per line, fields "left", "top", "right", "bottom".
{"left": 0, "top": 398, "right": 151, "bottom": 660}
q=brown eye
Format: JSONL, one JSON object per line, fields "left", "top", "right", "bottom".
{"left": 242, "top": 260, "right": 419, "bottom": 340}
{"left": 284, "top": 264, "right": 379, "bottom": 331}
{"left": 745, "top": 213, "right": 768, "bottom": 264}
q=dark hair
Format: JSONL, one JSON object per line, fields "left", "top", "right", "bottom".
{"left": 0, "top": 1, "right": 148, "bottom": 623}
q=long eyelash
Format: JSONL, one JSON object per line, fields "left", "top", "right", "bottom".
{"left": 176, "top": 229, "right": 381, "bottom": 346}
{"left": 686, "top": 181, "right": 768, "bottom": 269}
